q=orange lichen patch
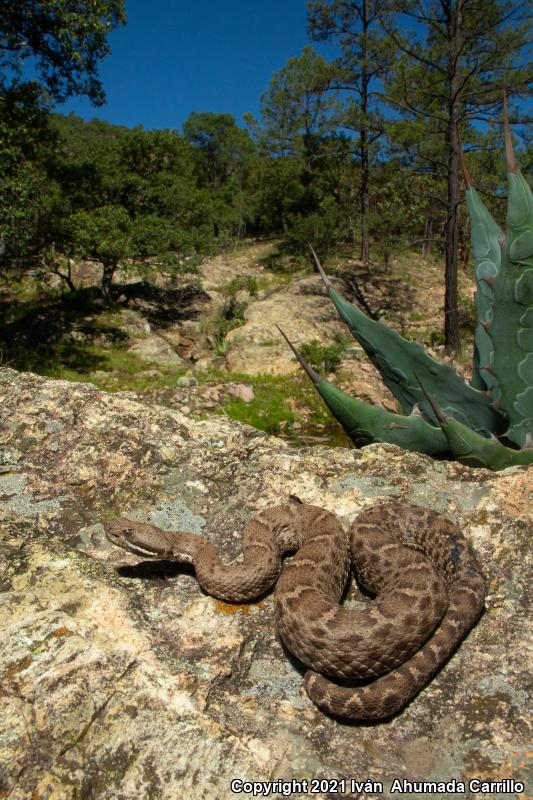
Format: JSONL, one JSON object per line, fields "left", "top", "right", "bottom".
{"left": 48, "top": 626, "right": 73, "bottom": 639}
{"left": 4, "top": 655, "right": 32, "bottom": 679}
{"left": 215, "top": 600, "right": 263, "bottom": 615}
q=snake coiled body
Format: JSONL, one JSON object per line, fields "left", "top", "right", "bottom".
{"left": 104, "top": 501, "right": 486, "bottom": 720}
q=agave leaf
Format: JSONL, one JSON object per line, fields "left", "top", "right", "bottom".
{"left": 309, "top": 246, "right": 503, "bottom": 439}
{"left": 277, "top": 327, "right": 449, "bottom": 456}
{"left": 474, "top": 98, "right": 533, "bottom": 448}
{"left": 460, "top": 143, "right": 504, "bottom": 392}
{"left": 443, "top": 419, "right": 533, "bottom": 469}
{"left": 418, "top": 380, "right": 533, "bottom": 469}
{"left": 316, "top": 379, "right": 450, "bottom": 456}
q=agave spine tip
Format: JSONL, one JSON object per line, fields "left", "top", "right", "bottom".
{"left": 276, "top": 324, "right": 321, "bottom": 386}
{"left": 308, "top": 243, "right": 333, "bottom": 290}
{"left": 414, "top": 373, "right": 448, "bottom": 425}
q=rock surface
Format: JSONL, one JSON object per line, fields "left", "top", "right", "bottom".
{"left": 127, "top": 331, "right": 188, "bottom": 367}
{"left": 0, "top": 368, "right": 531, "bottom": 800}
{"left": 223, "top": 276, "right": 343, "bottom": 375}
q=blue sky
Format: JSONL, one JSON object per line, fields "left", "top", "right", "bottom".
{"left": 58, "top": 0, "right": 332, "bottom": 132}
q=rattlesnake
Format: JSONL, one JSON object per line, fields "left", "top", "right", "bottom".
{"left": 104, "top": 501, "right": 486, "bottom": 720}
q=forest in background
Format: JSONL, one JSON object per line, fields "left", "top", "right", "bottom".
{"left": 1, "top": 0, "right": 533, "bottom": 353}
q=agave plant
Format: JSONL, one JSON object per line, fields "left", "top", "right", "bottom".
{"left": 281, "top": 106, "right": 533, "bottom": 470}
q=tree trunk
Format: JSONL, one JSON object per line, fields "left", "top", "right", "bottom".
{"left": 237, "top": 175, "right": 244, "bottom": 239}
{"left": 359, "top": 0, "right": 370, "bottom": 264}
{"left": 444, "top": 117, "right": 461, "bottom": 354}
{"left": 422, "top": 217, "right": 433, "bottom": 256}
{"left": 101, "top": 260, "right": 116, "bottom": 302}
{"left": 53, "top": 260, "right": 76, "bottom": 292}
{"left": 443, "top": 2, "right": 462, "bottom": 355}
{"left": 360, "top": 126, "right": 370, "bottom": 263}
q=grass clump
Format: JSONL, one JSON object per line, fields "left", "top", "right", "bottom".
{"left": 300, "top": 340, "right": 345, "bottom": 374}
{"left": 223, "top": 275, "right": 258, "bottom": 298}
{"left": 213, "top": 303, "right": 247, "bottom": 348}
{"left": 48, "top": 345, "right": 185, "bottom": 391}
{"left": 218, "top": 374, "right": 294, "bottom": 435}
{"left": 214, "top": 370, "right": 350, "bottom": 445}
{"left": 212, "top": 278, "right": 258, "bottom": 349}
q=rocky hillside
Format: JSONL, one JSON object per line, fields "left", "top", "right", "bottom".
{"left": 1, "top": 241, "right": 478, "bottom": 447}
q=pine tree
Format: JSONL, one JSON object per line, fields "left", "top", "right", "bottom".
{"left": 307, "top": 0, "right": 396, "bottom": 262}
{"left": 382, "top": 0, "right": 533, "bottom": 352}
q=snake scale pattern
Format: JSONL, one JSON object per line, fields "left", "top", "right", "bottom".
{"left": 104, "top": 501, "right": 486, "bottom": 720}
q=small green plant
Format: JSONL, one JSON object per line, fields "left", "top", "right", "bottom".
{"left": 300, "top": 340, "right": 344, "bottom": 373}
{"left": 429, "top": 330, "right": 445, "bottom": 348}
{"left": 223, "top": 275, "right": 258, "bottom": 298}
{"left": 457, "top": 293, "right": 476, "bottom": 334}
{"left": 214, "top": 336, "right": 232, "bottom": 358}
{"left": 212, "top": 299, "right": 248, "bottom": 348}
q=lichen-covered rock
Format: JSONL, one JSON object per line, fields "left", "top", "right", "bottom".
{"left": 127, "top": 331, "right": 188, "bottom": 367}
{"left": 0, "top": 368, "right": 531, "bottom": 800}
{"left": 224, "top": 276, "right": 343, "bottom": 375}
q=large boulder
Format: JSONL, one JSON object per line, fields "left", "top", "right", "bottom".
{"left": 127, "top": 332, "right": 188, "bottom": 368}
{"left": 0, "top": 368, "right": 530, "bottom": 799}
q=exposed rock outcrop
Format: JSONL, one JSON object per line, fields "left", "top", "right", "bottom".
{"left": 223, "top": 276, "right": 342, "bottom": 375}
{"left": 0, "top": 368, "right": 531, "bottom": 799}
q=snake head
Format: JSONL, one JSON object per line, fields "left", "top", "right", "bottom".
{"left": 104, "top": 517, "right": 173, "bottom": 558}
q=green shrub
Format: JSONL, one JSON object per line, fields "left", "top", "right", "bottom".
{"left": 153, "top": 252, "right": 201, "bottom": 275}
{"left": 223, "top": 275, "right": 258, "bottom": 298}
{"left": 300, "top": 340, "right": 344, "bottom": 373}
{"left": 282, "top": 197, "right": 347, "bottom": 259}
{"left": 213, "top": 300, "right": 248, "bottom": 345}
